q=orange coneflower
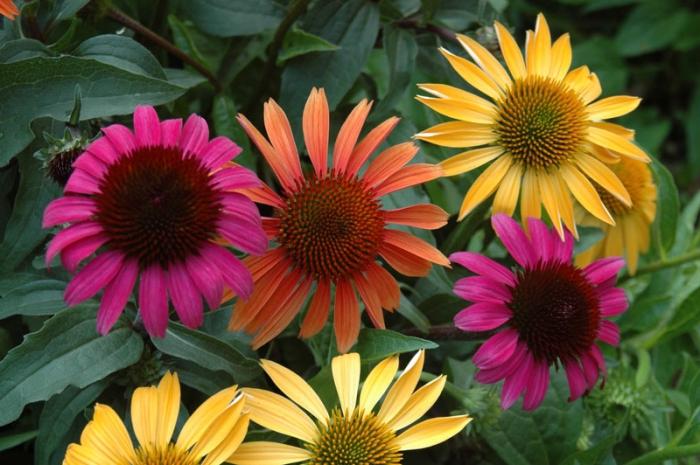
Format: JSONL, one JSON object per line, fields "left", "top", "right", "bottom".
{"left": 0, "top": 0, "right": 18, "bottom": 20}
{"left": 231, "top": 88, "right": 449, "bottom": 352}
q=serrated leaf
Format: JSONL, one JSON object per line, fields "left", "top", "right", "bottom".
{"left": 73, "top": 35, "right": 167, "bottom": 79}
{"left": 182, "top": 0, "right": 284, "bottom": 38}
{"left": 0, "top": 306, "right": 143, "bottom": 427}
{"left": 278, "top": 29, "right": 338, "bottom": 63}
{"left": 0, "top": 279, "right": 67, "bottom": 318}
{"left": 355, "top": 328, "right": 438, "bottom": 361}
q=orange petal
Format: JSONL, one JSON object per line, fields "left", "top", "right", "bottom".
{"left": 237, "top": 185, "right": 286, "bottom": 209}
{"left": 383, "top": 204, "right": 448, "bottom": 230}
{"left": 299, "top": 278, "right": 331, "bottom": 339}
{"left": 263, "top": 99, "right": 303, "bottom": 183}
{"left": 261, "top": 217, "right": 280, "bottom": 239}
{"left": 333, "top": 100, "right": 372, "bottom": 173}
{"left": 363, "top": 142, "right": 418, "bottom": 188}
{"left": 346, "top": 117, "right": 400, "bottom": 176}
{"left": 373, "top": 164, "right": 441, "bottom": 197}
{"left": 245, "top": 248, "right": 287, "bottom": 280}
{"left": 379, "top": 243, "right": 432, "bottom": 277}
{"left": 247, "top": 268, "right": 305, "bottom": 333}
{"left": 334, "top": 280, "right": 360, "bottom": 353}
{"left": 353, "top": 273, "right": 385, "bottom": 329}
{"left": 303, "top": 88, "right": 330, "bottom": 177}
{"left": 383, "top": 229, "right": 450, "bottom": 266}
{"left": 365, "top": 263, "right": 400, "bottom": 310}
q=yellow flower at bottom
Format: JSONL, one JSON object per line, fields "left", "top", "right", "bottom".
{"left": 575, "top": 157, "right": 657, "bottom": 274}
{"left": 63, "top": 372, "right": 249, "bottom": 465}
{"left": 229, "top": 351, "right": 471, "bottom": 465}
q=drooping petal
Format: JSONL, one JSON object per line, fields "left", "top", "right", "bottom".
{"left": 597, "top": 320, "right": 620, "bottom": 346}
{"left": 559, "top": 163, "right": 614, "bottom": 225}
{"left": 583, "top": 257, "right": 624, "bottom": 285}
{"left": 334, "top": 280, "right": 360, "bottom": 354}
{"left": 200, "top": 244, "right": 255, "bottom": 300}
{"left": 43, "top": 197, "right": 97, "bottom": 228}
{"left": 61, "top": 233, "right": 108, "bottom": 273}
{"left": 599, "top": 287, "right": 628, "bottom": 317}
{"left": 299, "top": 279, "right": 331, "bottom": 339}
{"left": 522, "top": 360, "right": 550, "bottom": 411}
{"left": 449, "top": 251, "right": 517, "bottom": 287}
{"left": 472, "top": 328, "right": 519, "bottom": 370}
{"left": 64, "top": 251, "right": 124, "bottom": 306}
{"left": 588, "top": 123, "right": 650, "bottom": 162}
{"left": 458, "top": 155, "right": 512, "bottom": 220}
{"left": 564, "top": 359, "right": 587, "bottom": 401}
{"left": 167, "top": 262, "right": 204, "bottom": 329}
{"left": 365, "top": 262, "right": 401, "bottom": 310}
{"left": 96, "top": 258, "right": 138, "bottom": 334}
{"left": 138, "top": 265, "right": 169, "bottom": 338}
{"left": 384, "top": 204, "right": 448, "bottom": 230}
{"left": 501, "top": 351, "right": 535, "bottom": 409}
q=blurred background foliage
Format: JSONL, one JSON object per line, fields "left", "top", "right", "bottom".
{"left": 0, "top": 0, "right": 699, "bottom": 464}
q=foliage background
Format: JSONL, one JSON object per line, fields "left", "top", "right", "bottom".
{"left": 0, "top": 0, "right": 699, "bottom": 464}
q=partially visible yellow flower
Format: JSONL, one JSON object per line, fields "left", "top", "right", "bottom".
{"left": 416, "top": 13, "right": 650, "bottom": 238}
{"left": 576, "top": 157, "right": 657, "bottom": 274}
{"left": 63, "top": 372, "right": 249, "bottom": 465}
{"left": 229, "top": 351, "right": 471, "bottom": 465}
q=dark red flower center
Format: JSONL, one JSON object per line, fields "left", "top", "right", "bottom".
{"left": 277, "top": 173, "right": 384, "bottom": 280}
{"left": 509, "top": 260, "right": 600, "bottom": 364}
{"left": 94, "top": 146, "right": 222, "bottom": 268}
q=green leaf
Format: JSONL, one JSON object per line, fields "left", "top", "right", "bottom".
{"left": 73, "top": 35, "right": 167, "bottom": 79}
{"left": 355, "top": 328, "right": 438, "bottom": 362}
{"left": 396, "top": 293, "right": 431, "bottom": 333}
{"left": 0, "top": 306, "right": 143, "bottom": 427}
{"left": 278, "top": 28, "right": 338, "bottom": 64}
{"left": 0, "top": 429, "right": 37, "bottom": 452}
{"left": 280, "top": 0, "right": 380, "bottom": 123}
{"left": 373, "top": 25, "right": 417, "bottom": 120}
{"left": 615, "top": 2, "right": 689, "bottom": 56}
{"left": 572, "top": 36, "right": 627, "bottom": 95}
{"left": 0, "top": 38, "right": 52, "bottom": 63}
{"left": 650, "top": 158, "right": 680, "bottom": 253}
{"left": 656, "top": 286, "right": 700, "bottom": 345}
{"left": 151, "top": 322, "right": 261, "bottom": 385}
{"left": 182, "top": 0, "right": 284, "bottom": 37}
{"left": 211, "top": 94, "right": 253, "bottom": 169}
{"left": 0, "top": 56, "right": 185, "bottom": 165}
{"left": 35, "top": 380, "right": 108, "bottom": 465}
{"left": 0, "top": 279, "right": 67, "bottom": 318}
{"left": 687, "top": 86, "right": 700, "bottom": 178}
{"left": 0, "top": 153, "right": 61, "bottom": 272}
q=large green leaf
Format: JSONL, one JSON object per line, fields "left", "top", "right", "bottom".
{"left": 278, "top": 28, "right": 338, "bottom": 64}
{"left": 73, "top": 35, "right": 167, "bottom": 79}
{"left": 650, "top": 158, "right": 680, "bottom": 253}
{"left": 0, "top": 279, "right": 67, "bottom": 318}
{"left": 0, "top": 56, "right": 186, "bottom": 165}
{"left": 373, "top": 25, "right": 417, "bottom": 119}
{"left": 181, "top": 0, "right": 285, "bottom": 37}
{"left": 0, "top": 306, "right": 143, "bottom": 426}
{"left": 615, "top": 1, "right": 689, "bottom": 56}
{"left": 355, "top": 328, "right": 438, "bottom": 361}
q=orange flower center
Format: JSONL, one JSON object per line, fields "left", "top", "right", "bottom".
{"left": 277, "top": 173, "right": 384, "bottom": 280}
{"left": 496, "top": 76, "right": 587, "bottom": 168}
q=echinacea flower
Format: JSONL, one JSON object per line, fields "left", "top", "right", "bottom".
{"left": 63, "top": 372, "right": 249, "bottom": 465}
{"left": 232, "top": 88, "right": 449, "bottom": 352}
{"left": 43, "top": 105, "right": 267, "bottom": 337}
{"left": 575, "top": 157, "right": 657, "bottom": 274}
{"left": 416, "top": 13, "right": 650, "bottom": 237}
{"left": 451, "top": 214, "right": 627, "bottom": 410}
{"left": 0, "top": 1, "right": 18, "bottom": 20}
{"left": 228, "top": 351, "right": 471, "bottom": 465}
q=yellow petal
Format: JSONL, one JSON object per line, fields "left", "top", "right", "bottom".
{"left": 553, "top": 171, "right": 578, "bottom": 238}
{"left": 177, "top": 386, "right": 238, "bottom": 450}
{"left": 456, "top": 34, "right": 511, "bottom": 89}
{"left": 587, "top": 96, "right": 641, "bottom": 120}
{"left": 155, "top": 372, "right": 180, "bottom": 447}
{"left": 622, "top": 217, "right": 639, "bottom": 275}
{"left": 575, "top": 152, "right": 631, "bottom": 206}
{"left": 415, "top": 96, "right": 495, "bottom": 124}
{"left": 64, "top": 443, "right": 112, "bottom": 465}
{"left": 458, "top": 154, "right": 513, "bottom": 220}
{"left": 415, "top": 121, "right": 497, "bottom": 148}
{"left": 439, "top": 47, "right": 502, "bottom": 100}
{"left": 588, "top": 124, "right": 650, "bottom": 162}
{"left": 260, "top": 359, "right": 329, "bottom": 423}
{"left": 332, "top": 352, "right": 361, "bottom": 414}
{"left": 440, "top": 147, "right": 504, "bottom": 176}
{"left": 190, "top": 394, "right": 245, "bottom": 460}
{"left": 131, "top": 385, "right": 158, "bottom": 448}
{"left": 604, "top": 221, "right": 624, "bottom": 257}
{"left": 417, "top": 83, "right": 498, "bottom": 113}
{"left": 520, "top": 169, "right": 541, "bottom": 221}
{"left": 559, "top": 163, "right": 614, "bottom": 225}
{"left": 388, "top": 375, "right": 446, "bottom": 431}
{"left": 563, "top": 65, "right": 591, "bottom": 94}
{"left": 549, "top": 33, "right": 571, "bottom": 80}
{"left": 359, "top": 354, "right": 399, "bottom": 413}
{"left": 378, "top": 351, "right": 425, "bottom": 423}
{"left": 79, "top": 404, "right": 134, "bottom": 464}
{"left": 201, "top": 414, "right": 250, "bottom": 465}
{"left": 228, "top": 442, "right": 312, "bottom": 465}
{"left": 537, "top": 171, "right": 565, "bottom": 239}
{"left": 396, "top": 415, "right": 472, "bottom": 451}
{"left": 594, "top": 122, "right": 635, "bottom": 140}
{"left": 494, "top": 21, "right": 526, "bottom": 80}
{"left": 241, "top": 388, "right": 318, "bottom": 443}
{"left": 493, "top": 162, "right": 523, "bottom": 216}
{"left": 580, "top": 73, "right": 602, "bottom": 104}
{"left": 528, "top": 13, "right": 551, "bottom": 76}
{"left": 589, "top": 144, "right": 621, "bottom": 164}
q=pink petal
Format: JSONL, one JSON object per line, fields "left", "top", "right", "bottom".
{"left": 167, "top": 263, "right": 203, "bottom": 329}
{"left": 526, "top": 217, "right": 555, "bottom": 263}
{"left": 61, "top": 233, "right": 108, "bottom": 273}
{"left": 501, "top": 351, "right": 535, "bottom": 409}
{"left": 475, "top": 342, "right": 527, "bottom": 384}
{"left": 589, "top": 345, "right": 607, "bottom": 378}
{"left": 210, "top": 166, "right": 261, "bottom": 191}
{"left": 138, "top": 265, "right": 169, "bottom": 338}
{"left": 599, "top": 287, "right": 628, "bottom": 317}
{"left": 64, "top": 251, "right": 124, "bottom": 306}
{"left": 523, "top": 359, "right": 550, "bottom": 410}
{"left": 552, "top": 229, "right": 575, "bottom": 263}
{"left": 597, "top": 320, "right": 620, "bottom": 346}
{"left": 86, "top": 137, "right": 118, "bottom": 164}
{"left": 492, "top": 214, "right": 535, "bottom": 269}
{"left": 221, "top": 193, "right": 262, "bottom": 225}
{"left": 64, "top": 169, "right": 100, "bottom": 195}
{"left": 454, "top": 276, "right": 512, "bottom": 304}
{"left": 46, "top": 222, "right": 104, "bottom": 266}
{"left": 43, "top": 197, "right": 97, "bottom": 228}
{"left": 96, "top": 258, "right": 138, "bottom": 334}
{"left": 564, "top": 359, "right": 587, "bottom": 401}
{"left": 161, "top": 119, "right": 183, "bottom": 147}
{"left": 72, "top": 153, "right": 107, "bottom": 180}
{"left": 217, "top": 217, "right": 268, "bottom": 256}
{"left": 580, "top": 351, "right": 600, "bottom": 389}
{"left": 180, "top": 114, "right": 209, "bottom": 157}
{"left": 186, "top": 253, "right": 224, "bottom": 309}
{"left": 583, "top": 257, "right": 624, "bottom": 285}
{"left": 133, "top": 105, "right": 161, "bottom": 147}
{"left": 454, "top": 302, "right": 511, "bottom": 331}
{"left": 202, "top": 136, "right": 242, "bottom": 169}
{"left": 199, "top": 244, "right": 254, "bottom": 300}
{"left": 102, "top": 124, "right": 136, "bottom": 155}
{"left": 449, "top": 251, "right": 516, "bottom": 287}
{"left": 473, "top": 328, "right": 519, "bottom": 370}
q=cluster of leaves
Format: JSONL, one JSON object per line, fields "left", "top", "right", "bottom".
{"left": 0, "top": 0, "right": 698, "bottom": 464}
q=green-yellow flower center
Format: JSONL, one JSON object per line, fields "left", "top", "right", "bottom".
{"left": 495, "top": 76, "right": 587, "bottom": 168}
{"left": 132, "top": 444, "right": 198, "bottom": 465}
{"left": 308, "top": 409, "right": 401, "bottom": 465}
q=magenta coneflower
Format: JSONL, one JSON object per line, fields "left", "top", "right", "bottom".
{"left": 451, "top": 214, "right": 627, "bottom": 410}
{"left": 43, "top": 105, "right": 267, "bottom": 337}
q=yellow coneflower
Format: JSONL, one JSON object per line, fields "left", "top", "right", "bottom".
{"left": 416, "top": 13, "right": 649, "bottom": 237}
{"left": 228, "top": 351, "right": 471, "bottom": 465}
{"left": 63, "top": 372, "right": 249, "bottom": 465}
{"left": 576, "top": 157, "right": 657, "bottom": 274}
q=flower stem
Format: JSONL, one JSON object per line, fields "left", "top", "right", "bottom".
{"left": 623, "top": 443, "right": 700, "bottom": 465}
{"left": 619, "top": 248, "right": 700, "bottom": 282}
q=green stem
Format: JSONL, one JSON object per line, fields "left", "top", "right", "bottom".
{"left": 623, "top": 443, "right": 700, "bottom": 465}
{"left": 619, "top": 248, "right": 700, "bottom": 283}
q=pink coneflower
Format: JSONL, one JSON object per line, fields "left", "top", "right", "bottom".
{"left": 43, "top": 105, "right": 267, "bottom": 337}
{"left": 451, "top": 214, "right": 627, "bottom": 410}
